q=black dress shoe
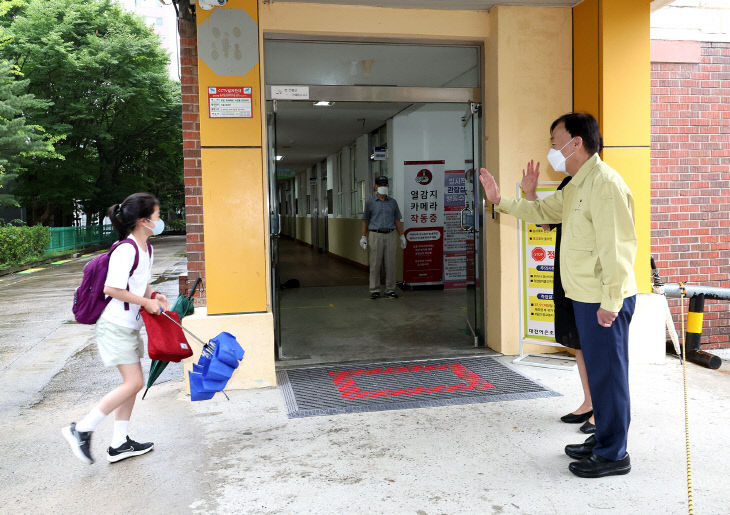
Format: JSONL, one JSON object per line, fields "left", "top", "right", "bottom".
{"left": 560, "top": 410, "right": 593, "bottom": 423}
{"left": 565, "top": 435, "right": 596, "bottom": 459}
{"left": 370, "top": 292, "right": 381, "bottom": 300}
{"left": 580, "top": 420, "right": 597, "bottom": 434}
{"left": 569, "top": 453, "right": 631, "bottom": 478}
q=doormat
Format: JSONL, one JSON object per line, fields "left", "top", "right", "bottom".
{"left": 277, "top": 356, "right": 560, "bottom": 418}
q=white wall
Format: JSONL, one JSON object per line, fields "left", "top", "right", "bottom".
{"left": 390, "top": 104, "right": 470, "bottom": 215}
{"left": 651, "top": 0, "right": 730, "bottom": 42}
{"left": 309, "top": 103, "right": 469, "bottom": 219}
{"left": 339, "top": 146, "right": 353, "bottom": 217}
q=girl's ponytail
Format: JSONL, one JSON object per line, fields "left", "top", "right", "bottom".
{"left": 107, "top": 203, "right": 129, "bottom": 240}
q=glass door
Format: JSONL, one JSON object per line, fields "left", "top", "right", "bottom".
{"left": 462, "top": 102, "right": 484, "bottom": 346}
{"left": 267, "top": 104, "right": 283, "bottom": 359}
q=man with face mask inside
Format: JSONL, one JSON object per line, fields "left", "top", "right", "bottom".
{"left": 361, "top": 176, "right": 407, "bottom": 299}
{"left": 479, "top": 112, "right": 638, "bottom": 479}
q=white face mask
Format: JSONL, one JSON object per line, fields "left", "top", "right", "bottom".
{"left": 547, "top": 137, "right": 576, "bottom": 173}
{"left": 144, "top": 219, "right": 165, "bottom": 236}
{"left": 377, "top": 186, "right": 388, "bottom": 196}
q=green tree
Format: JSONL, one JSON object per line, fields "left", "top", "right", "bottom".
{"left": 2, "top": 0, "right": 182, "bottom": 225}
{"left": 0, "top": 0, "right": 57, "bottom": 207}
{"left": 0, "top": 59, "right": 57, "bottom": 207}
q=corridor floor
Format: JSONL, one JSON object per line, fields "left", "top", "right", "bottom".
{"left": 277, "top": 238, "right": 493, "bottom": 366}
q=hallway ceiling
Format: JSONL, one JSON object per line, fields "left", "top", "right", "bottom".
{"left": 273, "top": 101, "right": 411, "bottom": 172}
{"left": 269, "top": 0, "right": 580, "bottom": 10}
{"left": 265, "top": 40, "right": 479, "bottom": 88}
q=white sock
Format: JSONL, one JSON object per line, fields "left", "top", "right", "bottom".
{"left": 111, "top": 420, "right": 129, "bottom": 448}
{"left": 75, "top": 407, "right": 106, "bottom": 433}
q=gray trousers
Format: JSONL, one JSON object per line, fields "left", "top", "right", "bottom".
{"left": 368, "top": 230, "right": 396, "bottom": 293}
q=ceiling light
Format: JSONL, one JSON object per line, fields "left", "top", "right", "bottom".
{"left": 275, "top": 155, "right": 284, "bottom": 161}
{"left": 313, "top": 101, "right": 334, "bottom": 107}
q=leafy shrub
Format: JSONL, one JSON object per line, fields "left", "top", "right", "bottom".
{"left": 163, "top": 218, "right": 186, "bottom": 234}
{"left": 0, "top": 223, "right": 51, "bottom": 267}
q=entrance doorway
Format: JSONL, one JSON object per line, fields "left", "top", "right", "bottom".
{"left": 265, "top": 39, "right": 486, "bottom": 365}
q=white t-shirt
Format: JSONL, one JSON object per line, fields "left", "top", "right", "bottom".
{"left": 100, "top": 237, "right": 153, "bottom": 330}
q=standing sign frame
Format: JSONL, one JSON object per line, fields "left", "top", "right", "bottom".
{"left": 512, "top": 182, "right": 576, "bottom": 369}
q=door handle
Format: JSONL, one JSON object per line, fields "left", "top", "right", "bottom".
{"left": 460, "top": 207, "right": 474, "bottom": 231}
{"left": 270, "top": 213, "right": 281, "bottom": 238}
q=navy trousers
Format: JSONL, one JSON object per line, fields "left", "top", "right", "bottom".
{"left": 572, "top": 296, "right": 636, "bottom": 461}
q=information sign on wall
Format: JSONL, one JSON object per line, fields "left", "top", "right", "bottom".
{"left": 208, "top": 87, "right": 253, "bottom": 118}
{"left": 403, "top": 161, "right": 445, "bottom": 285}
{"left": 519, "top": 183, "right": 560, "bottom": 343}
{"left": 270, "top": 85, "right": 310, "bottom": 100}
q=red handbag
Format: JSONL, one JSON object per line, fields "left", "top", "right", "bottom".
{"left": 140, "top": 294, "right": 193, "bottom": 362}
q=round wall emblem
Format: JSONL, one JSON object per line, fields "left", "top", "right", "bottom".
{"left": 415, "top": 169, "right": 433, "bottom": 185}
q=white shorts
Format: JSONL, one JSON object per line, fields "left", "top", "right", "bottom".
{"left": 96, "top": 317, "right": 144, "bottom": 367}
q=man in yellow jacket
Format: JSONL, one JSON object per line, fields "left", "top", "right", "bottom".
{"left": 480, "top": 112, "right": 637, "bottom": 478}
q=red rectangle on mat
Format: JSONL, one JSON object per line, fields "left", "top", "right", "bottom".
{"left": 328, "top": 363, "right": 495, "bottom": 400}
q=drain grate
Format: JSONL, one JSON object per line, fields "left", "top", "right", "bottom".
{"left": 277, "top": 356, "right": 560, "bottom": 418}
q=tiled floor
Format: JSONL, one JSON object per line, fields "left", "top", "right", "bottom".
{"left": 276, "top": 238, "right": 492, "bottom": 366}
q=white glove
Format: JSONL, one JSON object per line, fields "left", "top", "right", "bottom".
{"left": 400, "top": 234, "right": 407, "bottom": 249}
{"left": 360, "top": 236, "right": 368, "bottom": 250}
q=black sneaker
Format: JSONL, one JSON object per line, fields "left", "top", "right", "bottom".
{"left": 106, "top": 436, "right": 154, "bottom": 463}
{"left": 384, "top": 291, "right": 398, "bottom": 298}
{"left": 62, "top": 423, "right": 94, "bottom": 465}
{"left": 370, "top": 292, "right": 381, "bottom": 300}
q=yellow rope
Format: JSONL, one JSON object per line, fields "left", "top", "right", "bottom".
{"left": 679, "top": 283, "right": 694, "bottom": 514}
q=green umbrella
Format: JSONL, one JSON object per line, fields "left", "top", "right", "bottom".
{"left": 142, "top": 278, "right": 201, "bottom": 399}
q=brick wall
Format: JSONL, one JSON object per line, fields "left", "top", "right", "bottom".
{"left": 651, "top": 41, "right": 730, "bottom": 349}
{"left": 179, "top": 16, "right": 205, "bottom": 306}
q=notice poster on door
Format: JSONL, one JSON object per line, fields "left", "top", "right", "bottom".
{"left": 518, "top": 183, "right": 560, "bottom": 343}
{"left": 443, "top": 170, "right": 468, "bottom": 288}
{"left": 403, "top": 161, "right": 445, "bottom": 286}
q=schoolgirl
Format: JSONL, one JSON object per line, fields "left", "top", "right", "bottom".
{"left": 63, "top": 192, "right": 169, "bottom": 464}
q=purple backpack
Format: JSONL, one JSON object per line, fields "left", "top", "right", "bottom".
{"left": 72, "top": 238, "right": 151, "bottom": 325}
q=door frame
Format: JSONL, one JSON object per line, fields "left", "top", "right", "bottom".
{"left": 263, "top": 38, "right": 485, "bottom": 360}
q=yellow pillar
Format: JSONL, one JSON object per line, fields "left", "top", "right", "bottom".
{"left": 573, "top": 0, "right": 652, "bottom": 294}
{"left": 484, "top": 6, "right": 573, "bottom": 354}
{"left": 196, "top": 0, "right": 267, "bottom": 315}
{"left": 182, "top": 0, "right": 275, "bottom": 391}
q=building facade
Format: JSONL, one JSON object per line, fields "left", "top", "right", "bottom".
{"left": 178, "top": 0, "right": 657, "bottom": 388}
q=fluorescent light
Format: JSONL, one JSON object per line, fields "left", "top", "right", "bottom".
{"left": 275, "top": 155, "right": 284, "bottom": 161}
{"left": 313, "top": 101, "right": 334, "bottom": 107}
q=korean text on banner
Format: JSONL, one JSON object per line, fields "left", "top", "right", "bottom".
{"left": 443, "top": 170, "right": 468, "bottom": 289}
{"left": 519, "top": 183, "right": 560, "bottom": 343}
{"left": 403, "top": 161, "right": 445, "bottom": 286}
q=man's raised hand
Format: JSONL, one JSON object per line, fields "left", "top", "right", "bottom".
{"left": 521, "top": 160, "right": 540, "bottom": 199}
{"left": 479, "top": 168, "right": 501, "bottom": 204}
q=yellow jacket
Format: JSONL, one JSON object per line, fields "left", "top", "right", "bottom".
{"left": 497, "top": 154, "right": 637, "bottom": 312}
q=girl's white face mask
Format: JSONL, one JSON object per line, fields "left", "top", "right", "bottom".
{"left": 144, "top": 219, "right": 165, "bottom": 236}
{"left": 377, "top": 186, "right": 388, "bottom": 196}
{"left": 547, "top": 137, "right": 576, "bottom": 173}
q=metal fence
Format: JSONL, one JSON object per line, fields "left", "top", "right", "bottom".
{"left": 46, "top": 225, "right": 116, "bottom": 253}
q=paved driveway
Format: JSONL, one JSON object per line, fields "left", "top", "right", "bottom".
{"left": 1, "top": 235, "right": 729, "bottom": 514}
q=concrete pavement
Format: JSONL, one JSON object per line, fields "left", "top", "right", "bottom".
{"left": 1, "top": 235, "right": 729, "bottom": 513}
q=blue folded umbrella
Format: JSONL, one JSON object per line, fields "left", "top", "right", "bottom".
{"left": 212, "top": 332, "right": 245, "bottom": 368}
{"left": 188, "top": 331, "right": 245, "bottom": 402}
{"left": 205, "top": 357, "right": 236, "bottom": 382}
{"left": 189, "top": 371, "right": 216, "bottom": 401}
